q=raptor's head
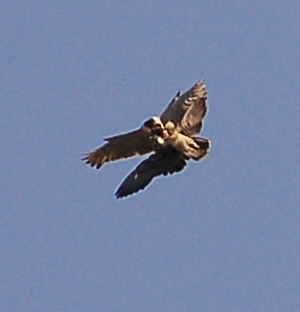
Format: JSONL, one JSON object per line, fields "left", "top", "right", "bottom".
{"left": 142, "top": 117, "right": 164, "bottom": 137}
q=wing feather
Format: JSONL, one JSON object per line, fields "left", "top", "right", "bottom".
{"left": 115, "top": 147, "right": 187, "bottom": 198}
{"left": 82, "top": 128, "right": 153, "bottom": 169}
{"left": 160, "top": 81, "right": 208, "bottom": 135}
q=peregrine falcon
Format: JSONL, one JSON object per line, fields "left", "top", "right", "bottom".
{"left": 82, "top": 80, "right": 210, "bottom": 198}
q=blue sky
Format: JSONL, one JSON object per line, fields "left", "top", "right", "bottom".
{"left": 1, "top": 1, "right": 300, "bottom": 311}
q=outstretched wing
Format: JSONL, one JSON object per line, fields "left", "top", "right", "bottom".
{"left": 115, "top": 147, "right": 187, "bottom": 199}
{"left": 82, "top": 128, "right": 154, "bottom": 169}
{"left": 160, "top": 80, "right": 208, "bottom": 136}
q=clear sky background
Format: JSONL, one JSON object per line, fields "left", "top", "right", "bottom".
{"left": 1, "top": 1, "right": 300, "bottom": 311}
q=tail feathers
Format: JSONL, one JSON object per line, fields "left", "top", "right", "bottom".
{"left": 190, "top": 137, "right": 210, "bottom": 161}
{"left": 192, "top": 137, "right": 210, "bottom": 150}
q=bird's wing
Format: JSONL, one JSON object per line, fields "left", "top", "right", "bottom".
{"left": 179, "top": 83, "right": 207, "bottom": 136}
{"left": 82, "top": 128, "right": 154, "bottom": 169}
{"left": 115, "top": 147, "right": 187, "bottom": 199}
{"left": 160, "top": 81, "right": 208, "bottom": 135}
{"left": 160, "top": 91, "right": 181, "bottom": 121}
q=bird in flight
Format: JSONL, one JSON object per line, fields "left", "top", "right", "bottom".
{"left": 82, "top": 80, "right": 210, "bottom": 198}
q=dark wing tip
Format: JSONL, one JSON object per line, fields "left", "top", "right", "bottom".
{"left": 81, "top": 152, "right": 104, "bottom": 169}
{"left": 115, "top": 186, "right": 126, "bottom": 199}
{"left": 81, "top": 153, "right": 90, "bottom": 164}
{"left": 115, "top": 183, "right": 147, "bottom": 199}
{"left": 115, "top": 171, "right": 151, "bottom": 199}
{"left": 115, "top": 190, "right": 128, "bottom": 199}
{"left": 115, "top": 190, "right": 124, "bottom": 199}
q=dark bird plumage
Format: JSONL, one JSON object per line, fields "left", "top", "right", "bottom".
{"left": 115, "top": 146, "right": 187, "bottom": 199}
